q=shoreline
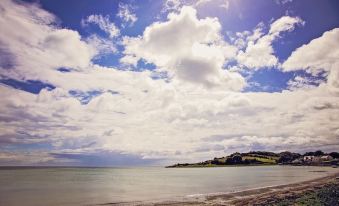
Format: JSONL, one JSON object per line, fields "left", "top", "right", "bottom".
{"left": 99, "top": 169, "right": 339, "bottom": 206}
{"left": 152, "top": 171, "right": 339, "bottom": 205}
{"left": 166, "top": 163, "right": 277, "bottom": 168}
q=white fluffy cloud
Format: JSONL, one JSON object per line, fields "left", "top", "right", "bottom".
{"left": 122, "top": 6, "right": 244, "bottom": 90}
{"left": 282, "top": 28, "right": 339, "bottom": 94}
{"left": 269, "top": 16, "right": 303, "bottom": 35}
{"left": 82, "top": 14, "right": 120, "bottom": 38}
{"left": 236, "top": 16, "right": 304, "bottom": 69}
{"left": 0, "top": 0, "right": 97, "bottom": 83}
{"left": 283, "top": 28, "right": 339, "bottom": 73}
{"left": 42, "top": 29, "right": 94, "bottom": 68}
{"left": 85, "top": 34, "right": 117, "bottom": 56}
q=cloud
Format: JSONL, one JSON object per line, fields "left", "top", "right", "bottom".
{"left": 122, "top": 6, "right": 244, "bottom": 90}
{"left": 220, "top": 0, "right": 230, "bottom": 9}
{"left": 162, "top": 0, "right": 182, "bottom": 13}
{"left": 82, "top": 14, "right": 120, "bottom": 38}
{"left": 287, "top": 75, "right": 325, "bottom": 91}
{"left": 236, "top": 16, "right": 304, "bottom": 69}
{"left": 195, "top": 144, "right": 225, "bottom": 152}
{"left": 50, "top": 151, "right": 159, "bottom": 166}
{"left": 195, "top": 0, "right": 213, "bottom": 7}
{"left": 117, "top": 3, "right": 137, "bottom": 27}
{"left": 327, "top": 66, "right": 339, "bottom": 94}
{"left": 194, "top": 0, "right": 230, "bottom": 10}
{"left": 164, "top": 0, "right": 230, "bottom": 12}
{"left": 0, "top": 0, "right": 128, "bottom": 93}
{"left": 85, "top": 34, "right": 117, "bottom": 56}
{"left": 42, "top": 29, "right": 94, "bottom": 68}
{"left": 1, "top": 74, "right": 339, "bottom": 165}
{"left": 275, "top": 0, "right": 294, "bottom": 5}
{"left": 282, "top": 28, "right": 339, "bottom": 94}
{"left": 269, "top": 16, "right": 303, "bottom": 35}
{"left": 282, "top": 28, "right": 339, "bottom": 73}
{"left": 0, "top": 151, "right": 66, "bottom": 166}
{"left": 0, "top": 0, "right": 97, "bottom": 84}
{"left": 1, "top": 0, "right": 339, "bottom": 166}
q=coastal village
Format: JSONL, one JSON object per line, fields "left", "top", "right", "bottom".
{"left": 294, "top": 154, "right": 334, "bottom": 165}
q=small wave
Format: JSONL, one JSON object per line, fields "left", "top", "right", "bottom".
{"left": 185, "top": 193, "right": 205, "bottom": 198}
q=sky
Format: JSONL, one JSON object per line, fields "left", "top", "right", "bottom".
{"left": 0, "top": 0, "right": 339, "bottom": 166}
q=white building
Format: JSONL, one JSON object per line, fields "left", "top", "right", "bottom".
{"left": 321, "top": 155, "right": 333, "bottom": 161}
{"left": 303, "top": 156, "right": 320, "bottom": 162}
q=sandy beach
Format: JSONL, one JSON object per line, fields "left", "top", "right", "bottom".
{"left": 110, "top": 170, "right": 339, "bottom": 206}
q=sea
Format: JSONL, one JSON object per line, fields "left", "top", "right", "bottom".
{"left": 0, "top": 165, "right": 337, "bottom": 206}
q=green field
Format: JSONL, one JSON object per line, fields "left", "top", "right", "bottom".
{"left": 242, "top": 156, "right": 277, "bottom": 164}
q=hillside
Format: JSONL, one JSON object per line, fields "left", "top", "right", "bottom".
{"left": 166, "top": 151, "right": 339, "bottom": 168}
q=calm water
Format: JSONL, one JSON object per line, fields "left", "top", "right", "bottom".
{"left": 0, "top": 166, "right": 337, "bottom": 206}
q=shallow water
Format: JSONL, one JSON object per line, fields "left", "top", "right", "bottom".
{"left": 0, "top": 166, "right": 337, "bottom": 206}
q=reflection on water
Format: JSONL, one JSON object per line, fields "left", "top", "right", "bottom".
{"left": 0, "top": 166, "right": 337, "bottom": 206}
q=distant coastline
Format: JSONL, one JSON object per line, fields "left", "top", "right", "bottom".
{"left": 166, "top": 150, "right": 339, "bottom": 168}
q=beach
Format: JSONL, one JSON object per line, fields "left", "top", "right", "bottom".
{"left": 148, "top": 170, "right": 339, "bottom": 206}
{"left": 0, "top": 166, "right": 337, "bottom": 206}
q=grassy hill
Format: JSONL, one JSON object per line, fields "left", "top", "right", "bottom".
{"left": 166, "top": 151, "right": 339, "bottom": 168}
{"left": 167, "top": 151, "right": 281, "bottom": 168}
